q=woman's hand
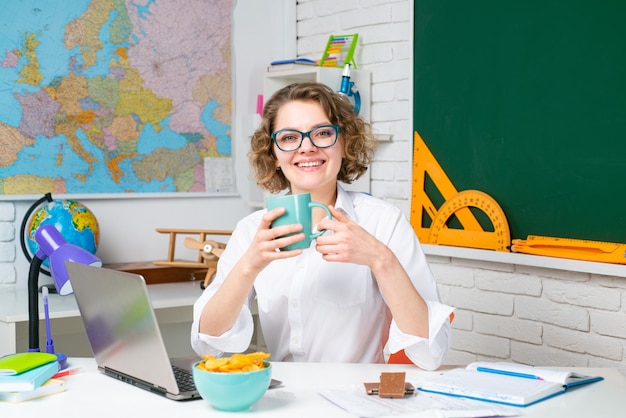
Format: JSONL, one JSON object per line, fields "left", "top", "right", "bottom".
{"left": 316, "top": 205, "right": 430, "bottom": 339}
{"left": 199, "top": 207, "right": 305, "bottom": 337}
{"left": 243, "top": 207, "right": 305, "bottom": 272}
{"left": 315, "top": 205, "right": 389, "bottom": 268}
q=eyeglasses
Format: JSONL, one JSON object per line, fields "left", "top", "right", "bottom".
{"left": 271, "top": 125, "right": 340, "bottom": 152}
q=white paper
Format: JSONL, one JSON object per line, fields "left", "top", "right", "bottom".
{"left": 318, "top": 384, "right": 520, "bottom": 418}
{"left": 204, "top": 157, "right": 236, "bottom": 193}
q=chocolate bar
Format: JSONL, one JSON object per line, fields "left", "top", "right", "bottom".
{"left": 363, "top": 372, "right": 415, "bottom": 398}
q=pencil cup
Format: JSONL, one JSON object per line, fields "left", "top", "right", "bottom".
{"left": 266, "top": 193, "right": 332, "bottom": 250}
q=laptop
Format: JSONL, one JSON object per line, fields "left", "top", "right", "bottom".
{"left": 65, "top": 262, "right": 201, "bottom": 400}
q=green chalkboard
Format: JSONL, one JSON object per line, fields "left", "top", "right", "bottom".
{"left": 413, "top": 1, "right": 626, "bottom": 243}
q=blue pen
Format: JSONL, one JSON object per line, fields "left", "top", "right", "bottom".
{"left": 43, "top": 287, "right": 68, "bottom": 369}
{"left": 476, "top": 367, "right": 544, "bottom": 380}
{"left": 43, "top": 286, "right": 55, "bottom": 354}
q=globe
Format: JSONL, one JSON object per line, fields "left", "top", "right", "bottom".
{"left": 26, "top": 199, "right": 100, "bottom": 268}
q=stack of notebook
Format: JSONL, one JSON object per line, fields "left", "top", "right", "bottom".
{"left": 0, "top": 352, "right": 64, "bottom": 403}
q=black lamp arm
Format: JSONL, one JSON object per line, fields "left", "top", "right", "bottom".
{"left": 28, "top": 256, "right": 44, "bottom": 351}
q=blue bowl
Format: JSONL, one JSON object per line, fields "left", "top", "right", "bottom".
{"left": 192, "top": 361, "right": 272, "bottom": 411}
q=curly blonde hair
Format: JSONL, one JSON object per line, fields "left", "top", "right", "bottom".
{"left": 249, "top": 82, "right": 377, "bottom": 193}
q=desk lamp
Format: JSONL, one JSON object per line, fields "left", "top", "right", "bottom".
{"left": 28, "top": 224, "right": 102, "bottom": 363}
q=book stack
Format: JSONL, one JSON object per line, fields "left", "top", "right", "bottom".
{"left": 0, "top": 352, "right": 64, "bottom": 403}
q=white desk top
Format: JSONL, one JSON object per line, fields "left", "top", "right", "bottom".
{"left": 0, "top": 281, "right": 202, "bottom": 323}
{"left": 2, "top": 358, "right": 625, "bottom": 417}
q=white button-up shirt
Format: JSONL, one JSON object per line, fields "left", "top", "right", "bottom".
{"left": 191, "top": 185, "right": 453, "bottom": 370}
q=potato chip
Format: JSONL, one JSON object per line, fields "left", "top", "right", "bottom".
{"left": 197, "top": 352, "right": 270, "bottom": 373}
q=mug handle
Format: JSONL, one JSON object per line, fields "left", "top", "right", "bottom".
{"left": 308, "top": 202, "right": 332, "bottom": 239}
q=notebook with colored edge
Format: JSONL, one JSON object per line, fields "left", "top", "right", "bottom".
{"left": 418, "top": 362, "right": 603, "bottom": 407}
{"left": 0, "top": 378, "right": 65, "bottom": 403}
{"left": 0, "top": 352, "right": 58, "bottom": 376}
{"left": 0, "top": 360, "right": 59, "bottom": 392}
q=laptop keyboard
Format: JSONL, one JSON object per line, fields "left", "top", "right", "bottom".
{"left": 172, "top": 365, "right": 197, "bottom": 392}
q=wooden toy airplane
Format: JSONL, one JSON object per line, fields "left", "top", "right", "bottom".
{"left": 153, "top": 228, "right": 232, "bottom": 289}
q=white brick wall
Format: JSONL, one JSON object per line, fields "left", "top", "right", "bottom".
{"left": 299, "top": 0, "right": 626, "bottom": 375}
{"left": 430, "top": 255, "right": 626, "bottom": 375}
{"left": 297, "top": 0, "right": 414, "bottom": 208}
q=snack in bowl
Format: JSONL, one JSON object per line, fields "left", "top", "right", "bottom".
{"left": 193, "top": 352, "right": 272, "bottom": 411}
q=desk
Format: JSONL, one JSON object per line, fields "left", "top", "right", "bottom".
{"left": 0, "top": 281, "right": 202, "bottom": 357}
{"left": 1, "top": 358, "right": 624, "bottom": 417}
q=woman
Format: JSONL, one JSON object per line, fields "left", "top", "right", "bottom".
{"left": 191, "top": 82, "right": 453, "bottom": 370}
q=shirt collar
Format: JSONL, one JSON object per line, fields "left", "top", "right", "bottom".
{"left": 334, "top": 183, "right": 357, "bottom": 221}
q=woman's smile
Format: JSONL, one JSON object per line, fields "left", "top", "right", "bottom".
{"left": 295, "top": 158, "right": 325, "bottom": 169}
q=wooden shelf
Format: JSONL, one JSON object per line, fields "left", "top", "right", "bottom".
{"left": 104, "top": 262, "right": 206, "bottom": 285}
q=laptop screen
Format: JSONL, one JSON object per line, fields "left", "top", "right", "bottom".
{"left": 66, "top": 263, "right": 184, "bottom": 396}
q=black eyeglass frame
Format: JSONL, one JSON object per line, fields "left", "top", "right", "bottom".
{"left": 271, "top": 124, "right": 341, "bottom": 152}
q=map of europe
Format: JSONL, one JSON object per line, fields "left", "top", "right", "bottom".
{"left": 0, "top": 0, "right": 232, "bottom": 195}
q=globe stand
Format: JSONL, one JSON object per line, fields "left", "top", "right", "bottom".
{"left": 20, "top": 193, "right": 54, "bottom": 278}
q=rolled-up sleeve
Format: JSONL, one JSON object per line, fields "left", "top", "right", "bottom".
{"left": 381, "top": 202, "right": 454, "bottom": 370}
{"left": 190, "top": 218, "right": 257, "bottom": 357}
{"left": 191, "top": 293, "right": 254, "bottom": 357}
{"left": 387, "top": 300, "right": 454, "bottom": 370}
